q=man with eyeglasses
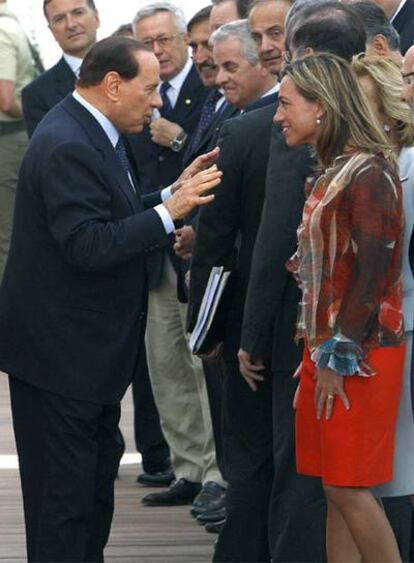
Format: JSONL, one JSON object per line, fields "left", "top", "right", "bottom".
{"left": 22, "top": 0, "right": 99, "bottom": 137}
{"left": 402, "top": 44, "right": 414, "bottom": 110}
{"left": 130, "top": 2, "right": 225, "bottom": 513}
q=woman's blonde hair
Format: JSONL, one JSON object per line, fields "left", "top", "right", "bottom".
{"left": 352, "top": 54, "right": 414, "bottom": 148}
{"left": 281, "top": 53, "right": 393, "bottom": 168}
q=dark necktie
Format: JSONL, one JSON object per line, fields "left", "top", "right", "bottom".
{"left": 159, "top": 82, "right": 173, "bottom": 117}
{"left": 184, "top": 89, "right": 223, "bottom": 161}
{"left": 115, "top": 137, "right": 136, "bottom": 194}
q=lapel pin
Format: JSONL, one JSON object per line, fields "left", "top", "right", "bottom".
{"left": 185, "top": 99, "right": 192, "bottom": 105}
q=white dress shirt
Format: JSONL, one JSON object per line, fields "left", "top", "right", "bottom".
{"left": 72, "top": 90, "right": 175, "bottom": 234}
{"left": 63, "top": 53, "right": 83, "bottom": 78}
{"left": 153, "top": 57, "right": 193, "bottom": 120}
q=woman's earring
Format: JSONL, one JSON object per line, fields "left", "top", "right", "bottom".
{"left": 383, "top": 123, "right": 391, "bottom": 132}
{"left": 316, "top": 118, "right": 321, "bottom": 125}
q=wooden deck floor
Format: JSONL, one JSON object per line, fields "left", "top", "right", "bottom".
{"left": 0, "top": 375, "right": 215, "bottom": 562}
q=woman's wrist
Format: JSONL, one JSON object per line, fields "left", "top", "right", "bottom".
{"left": 311, "top": 335, "right": 374, "bottom": 377}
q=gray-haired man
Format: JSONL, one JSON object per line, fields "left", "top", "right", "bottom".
{"left": 129, "top": 2, "right": 225, "bottom": 512}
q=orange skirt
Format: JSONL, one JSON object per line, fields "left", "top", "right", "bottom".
{"left": 296, "top": 344, "right": 405, "bottom": 487}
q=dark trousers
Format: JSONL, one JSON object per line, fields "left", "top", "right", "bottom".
{"left": 214, "top": 361, "right": 326, "bottom": 563}
{"left": 9, "top": 376, "right": 124, "bottom": 562}
{"left": 270, "top": 370, "right": 326, "bottom": 562}
{"left": 131, "top": 347, "right": 170, "bottom": 473}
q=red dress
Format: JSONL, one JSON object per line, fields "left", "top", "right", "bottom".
{"left": 288, "top": 152, "right": 405, "bottom": 486}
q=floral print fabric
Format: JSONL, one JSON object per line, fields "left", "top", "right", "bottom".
{"left": 287, "top": 151, "right": 404, "bottom": 375}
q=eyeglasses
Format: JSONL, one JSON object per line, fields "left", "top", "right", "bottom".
{"left": 402, "top": 71, "right": 414, "bottom": 85}
{"left": 141, "top": 33, "right": 183, "bottom": 49}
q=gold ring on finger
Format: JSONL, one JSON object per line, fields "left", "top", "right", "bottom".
{"left": 327, "top": 394, "right": 335, "bottom": 401}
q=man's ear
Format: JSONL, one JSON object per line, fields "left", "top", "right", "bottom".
{"left": 183, "top": 32, "right": 190, "bottom": 45}
{"left": 371, "top": 34, "right": 390, "bottom": 57}
{"left": 304, "top": 46, "right": 315, "bottom": 57}
{"left": 103, "top": 71, "right": 121, "bottom": 102}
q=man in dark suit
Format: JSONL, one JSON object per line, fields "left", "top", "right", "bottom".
{"left": 187, "top": 2, "right": 314, "bottom": 558}
{"left": 22, "top": 0, "right": 173, "bottom": 487}
{"left": 0, "top": 37, "right": 221, "bottom": 562}
{"left": 378, "top": 0, "right": 414, "bottom": 54}
{"left": 22, "top": 0, "right": 100, "bottom": 137}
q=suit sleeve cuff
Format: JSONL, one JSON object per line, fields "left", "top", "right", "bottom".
{"left": 154, "top": 204, "right": 175, "bottom": 234}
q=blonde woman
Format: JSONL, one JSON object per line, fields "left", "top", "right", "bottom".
{"left": 353, "top": 55, "right": 414, "bottom": 500}
{"left": 275, "top": 53, "right": 405, "bottom": 562}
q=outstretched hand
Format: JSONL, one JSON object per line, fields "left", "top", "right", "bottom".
{"left": 165, "top": 165, "right": 222, "bottom": 220}
{"left": 174, "top": 147, "right": 220, "bottom": 189}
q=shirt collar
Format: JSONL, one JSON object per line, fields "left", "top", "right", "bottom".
{"left": 72, "top": 90, "right": 119, "bottom": 147}
{"left": 163, "top": 57, "right": 192, "bottom": 93}
{"left": 390, "top": 0, "right": 407, "bottom": 21}
{"left": 261, "top": 82, "right": 280, "bottom": 98}
{"left": 63, "top": 53, "right": 83, "bottom": 77}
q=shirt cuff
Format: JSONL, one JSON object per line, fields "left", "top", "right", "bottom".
{"left": 311, "top": 335, "right": 375, "bottom": 377}
{"left": 154, "top": 204, "right": 175, "bottom": 234}
{"left": 161, "top": 187, "right": 172, "bottom": 202}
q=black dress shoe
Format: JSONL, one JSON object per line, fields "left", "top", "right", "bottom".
{"left": 190, "top": 481, "right": 226, "bottom": 517}
{"left": 136, "top": 467, "right": 175, "bottom": 487}
{"left": 205, "top": 518, "right": 226, "bottom": 534}
{"left": 197, "top": 506, "right": 226, "bottom": 524}
{"left": 142, "top": 478, "right": 202, "bottom": 506}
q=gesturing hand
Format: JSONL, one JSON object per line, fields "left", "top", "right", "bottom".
{"left": 314, "top": 367, "right": 351, "bottom": 420}
{"left": 175, "top": 147, "right": 220, "bottom": 188}
{"left": 165, "top": 165, "right": 222, "bottom": 221}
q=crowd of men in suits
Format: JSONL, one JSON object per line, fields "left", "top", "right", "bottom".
{"left": 1, "top": 0, "right": 414, "bottom": 561}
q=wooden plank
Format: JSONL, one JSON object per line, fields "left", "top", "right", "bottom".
{"left": 0, "top": 375, "right": 215, "bottom": 562}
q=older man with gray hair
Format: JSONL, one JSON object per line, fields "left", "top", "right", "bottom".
{"left": 128, "top": 2, "right": 226, "bottom": 514}
{"left": 210, "top": 19, "right": 277, "bottom": 110}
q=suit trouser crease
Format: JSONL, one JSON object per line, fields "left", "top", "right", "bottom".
{"left": 9, "top": 376, "right": 124, "bottom": 562}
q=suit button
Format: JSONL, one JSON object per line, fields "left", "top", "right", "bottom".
{"left": 158, "top": 155, "right": 164, "bottom": 162}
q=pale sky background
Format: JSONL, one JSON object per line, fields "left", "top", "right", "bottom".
{"left": 8, "top": 0, "right": 207, "bottom": 68}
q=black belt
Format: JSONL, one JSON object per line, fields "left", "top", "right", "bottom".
{"left": 0, "top": 120, "right": 26, "bottom": 136}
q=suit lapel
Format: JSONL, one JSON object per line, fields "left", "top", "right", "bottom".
{"left": 62, "top": 95, "right": 141, "bottom": 213}
{"left": 392, "top": 0, "right": 413, "bottom": 32}
{"left": 169, "top": 65, "right": 205, "bottom": 123}
{"left": 53, "top": 58, "right": 77, "bottom": 100}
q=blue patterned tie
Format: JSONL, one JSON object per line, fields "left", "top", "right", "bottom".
{"left": 115, "top": 137, "right": 136, "bottom": 193}
{"left": 187, "top": 89, "right": 223, "bottom": 156}
{"left": 159, "top": 82, "right": 173, "bottom": 117}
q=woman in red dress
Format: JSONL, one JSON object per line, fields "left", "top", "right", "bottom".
{"left": 274, "top": 53, "right": 405, "bottom": 562}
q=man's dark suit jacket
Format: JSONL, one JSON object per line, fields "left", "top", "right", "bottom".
{"left": 392, "top": 0, "right": 414, "bottom": 54}
{"left": 188, "top": 99, "right": 277, "bottom": 358}
{"left": 22, "top": 56, "right": 75, "bottom": 137}
{"left": 128, "top": 63, "right": 208, "bottom": 291}
{"left": 240, "top": 125, "right": 312, "bottom": 372}
{"left": 0, "top": 95, "right": 171, "bottom": 404}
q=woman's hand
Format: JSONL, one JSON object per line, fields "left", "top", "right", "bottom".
{"left": 314, "top": 367, "right": 351, "bottom": 420}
